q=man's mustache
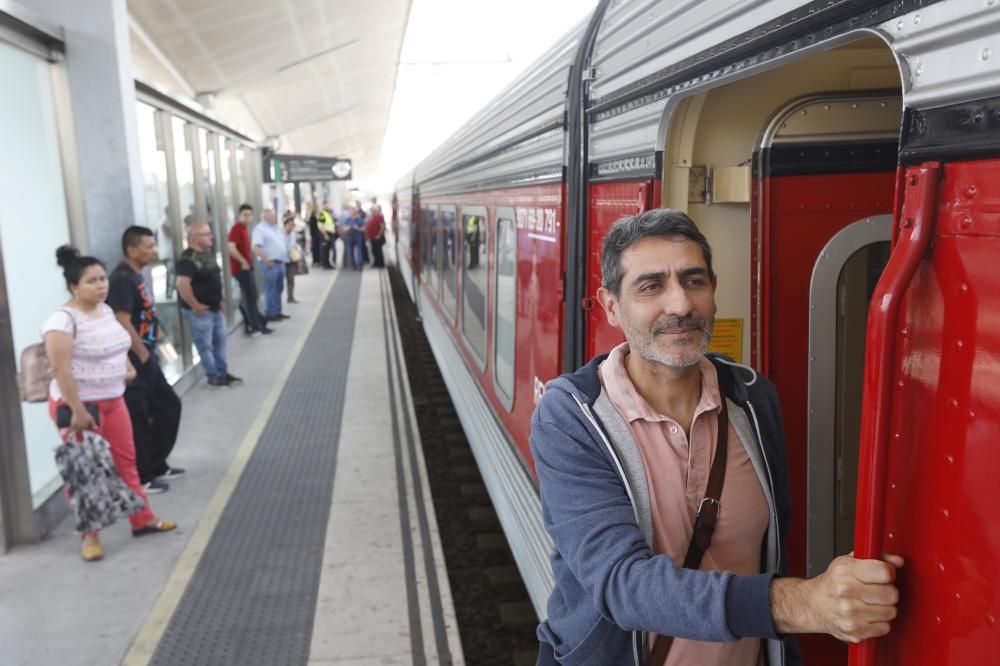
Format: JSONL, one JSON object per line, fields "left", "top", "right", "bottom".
{"left": 652, "top": 315, "right": 708, "bottom": 336}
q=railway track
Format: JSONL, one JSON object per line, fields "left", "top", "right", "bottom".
{"left": 388, "top": 266, "right": 539, "bottom": 666}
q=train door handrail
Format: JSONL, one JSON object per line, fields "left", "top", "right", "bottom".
{"left": 850, "top": 162, "right": 939, "bottom": 666}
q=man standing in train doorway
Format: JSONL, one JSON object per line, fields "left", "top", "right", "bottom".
{"left": 530, "top": 209, "right": 903, "bottom": 666}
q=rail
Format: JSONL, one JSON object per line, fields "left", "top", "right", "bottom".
{"left": 850, "top": 162, "right": 939, "bottom": 666}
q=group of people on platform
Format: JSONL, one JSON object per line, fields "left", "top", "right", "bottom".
{"left": 305, "top": 199, "right": 386, "bottom": 271}
{"left": 39, "top": 199, "right": 333, "bottom": 562}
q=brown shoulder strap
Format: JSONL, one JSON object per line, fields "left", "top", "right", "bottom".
{"left": 649, "top": 399, "right": 729, "bottom": 665}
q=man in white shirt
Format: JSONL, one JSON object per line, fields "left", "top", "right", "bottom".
{"left": 251, "top": 209, "right": 290, "bottom": 322}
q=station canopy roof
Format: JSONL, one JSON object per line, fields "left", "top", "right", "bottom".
{"left": 127, "top": 0, "right": 411, "bottom": 181}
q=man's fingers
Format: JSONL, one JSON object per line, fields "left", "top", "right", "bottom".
{"left": 853, "top": 559, "right": 897, "bottom": 585}
{"left": 883, "top": 553, "right": 905, "bottom": 568}
{"left": 858, "top": 582, "right": 900, "bottom": 607}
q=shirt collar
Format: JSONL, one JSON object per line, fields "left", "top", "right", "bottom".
{"left": 601, "top": 342, "right": 721, "bottom": 423}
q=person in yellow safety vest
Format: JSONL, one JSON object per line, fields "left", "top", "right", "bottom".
{"left": 466, "top": 214, "right": 480, "bottom": 269}
{"left": 318, "top": 204, "right": 337, "bottom": 269}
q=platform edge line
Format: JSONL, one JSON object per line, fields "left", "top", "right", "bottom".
{"left": 384, "top": 269, "right": 466, "bottom": 665}
{"left": 120, "top": 272, "right": 340, "bottom": 666}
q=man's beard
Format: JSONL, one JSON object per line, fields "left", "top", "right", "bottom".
{"left": 622, "top": 312, "right": 712, "bottom": 368}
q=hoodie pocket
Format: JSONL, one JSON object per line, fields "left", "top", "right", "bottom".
{"left": 557, "top": 616, "right": 623, "bottom": 666}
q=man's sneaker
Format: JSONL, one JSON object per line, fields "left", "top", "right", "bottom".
{"left": 259, "top": 327, "right": 274, "bottom": 335}
{"left": 143, "top": 478, "right": 169, "bottom": 494}
{"left": 224, "top": 373, "right": 244, "bottom": 386}
{"left": 158, "top": 467, "right": 185, "bottom": 480}
{"left": 207, "top": 376, "right": 230, "bottom": 388}
{"left": 249, "top": 329, "right": 262, "bottom": 338}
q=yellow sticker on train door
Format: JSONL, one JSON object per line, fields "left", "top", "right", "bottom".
{"left": 708, "top": 318, "right": 743, "bottom": 364}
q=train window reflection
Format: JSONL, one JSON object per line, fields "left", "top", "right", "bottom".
{"left": 421, "top": 206, "right": 438, "bottom": 293}
{"left": 495, "top": 214, "right": 517, "bottom": 401}
{"left": 462, "top": 209, "right": 488, "bottom": 363}
{"left": 441, "top": 206, "right": 457, "bottom": 318}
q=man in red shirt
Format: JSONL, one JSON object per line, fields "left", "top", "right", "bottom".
{"left": 366, "top": 203, "right": 386, "bottom": 268}
{"left": 227, "top": 204, "right": 271, "bottom": 335}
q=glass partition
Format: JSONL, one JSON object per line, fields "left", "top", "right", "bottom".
{"left": 136, "top": 103, "right": 184, "bottom": 381}
{"left": 234, "top": 144, "right": 248, "bottom": 209}
{"left": 198, "top": 128, "right": 217, "bottom": 233}
{"left": 171, "top": 117, "right": 197, "bottom": 238}
{"left": 172, "top": 117, "right": 203, "bottom": 369}
{"left": 0, "top": 40, "right": 73, "bottom": 502}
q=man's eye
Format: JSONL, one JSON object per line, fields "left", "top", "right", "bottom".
{"left": 686, "top": 278, "right": 706, "bottom": 287}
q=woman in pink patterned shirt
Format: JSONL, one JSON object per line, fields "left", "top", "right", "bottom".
{"left": 44, "top": 246, "right": 176, "bottom": 561}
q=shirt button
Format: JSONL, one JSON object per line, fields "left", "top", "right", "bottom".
{"left": 670, "top": 426, "right": 678, "bottom": 435}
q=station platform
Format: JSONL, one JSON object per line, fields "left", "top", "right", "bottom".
{"left": 0, "top": 266, "right": 464, "bottom": 666}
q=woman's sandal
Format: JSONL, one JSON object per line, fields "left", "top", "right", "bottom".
{"left": 132, "top": 519, "right": 177, "bottom": 537}
{"left": 81, "top": 541, "right": 104, "bottom": 562}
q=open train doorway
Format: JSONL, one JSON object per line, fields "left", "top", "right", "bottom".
{"left": 661, "top": 34, "right": 903, "bottom": 666}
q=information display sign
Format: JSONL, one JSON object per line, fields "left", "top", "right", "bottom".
{"left": 262, "top": 152, "right": 352, "bottom": 182}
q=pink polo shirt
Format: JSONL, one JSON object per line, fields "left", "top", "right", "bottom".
{"left": 599, "top": 342, "right": 768, "bottom": 666}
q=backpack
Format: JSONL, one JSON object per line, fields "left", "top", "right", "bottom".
{"left": 17, "top": 308, "right": 76, "bottom": 403}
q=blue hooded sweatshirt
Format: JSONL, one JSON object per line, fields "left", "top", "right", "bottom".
{"left": 530, "top": 352, "right": 802, "bottom": 666}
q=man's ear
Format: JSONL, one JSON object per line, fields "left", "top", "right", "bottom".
{"left": 596, "top": 287, "right": 622, "bottom": 328}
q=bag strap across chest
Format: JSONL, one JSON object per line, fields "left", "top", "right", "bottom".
{"left": 649, "top": 399, "right": 730, "bottom": 664}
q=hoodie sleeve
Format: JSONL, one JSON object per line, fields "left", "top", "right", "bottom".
{"left": 530, "top": 390, "right": 779, "bottom": 642}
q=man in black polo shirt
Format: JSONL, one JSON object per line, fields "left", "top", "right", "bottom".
{"left": 107, "top": 226, "right": 184, "bottom": 494}
{"left": 176, "top": 221, "right": 242, "bottom": 388}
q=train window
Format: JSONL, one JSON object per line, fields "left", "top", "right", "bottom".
{"left": 461, "top": 207, "right": 488, "bottom": 364}
{"left": 441, "top": 205, "right": 457, "bottom": 319}
{"left": 494, "top": 211, "right": 517, "bottom": 402}
{"left": 421, "top": 205, "right": 437, "bottom": 293}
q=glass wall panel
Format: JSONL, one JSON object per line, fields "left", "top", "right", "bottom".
{"left": 494, "top": 212, "right": 517, "bottom": 401}
{"left": 173, "top": 118, "right": 203, "bottom": 368}
{"left": 171, "top": 117, "right": 197, "bottom": 237}
{"left": 234, "top": 144, "right": 248, "bottom": 209}
{"left": 218, "top": 138, "right": 235, "bottom": 229}
{"left": 136, "top": 103, "right": 184, "bottom": 381}
{"left": 441, "top": 206, "right": 457, "bottom": 318}
{"left": 0, "top": 41, "right": 72, "bottom": 502}
{"left": 211, "top": 134, "right": 239, "bottom": 322}
{"left": 197, "top": 128, "right": 217, "bottom": 233}
{"left": 461, "top": 209, "right": 487, "bottom": 363}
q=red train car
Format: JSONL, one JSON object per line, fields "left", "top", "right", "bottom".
{"left": 395, "top": 1, "right": 1000, "bottom": 664}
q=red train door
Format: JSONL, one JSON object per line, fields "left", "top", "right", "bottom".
{"left": 755, "top": 93, "right": 902, "bottom": 666}
{"left": 584, "top": 181, "right": 652, "bottom": 359}
{"left": 851, "top": 158, "right": 1000, "bottom": 666}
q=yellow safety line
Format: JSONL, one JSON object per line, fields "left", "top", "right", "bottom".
{"left": 121, "top": 272, "right": 339, "bottom": 666}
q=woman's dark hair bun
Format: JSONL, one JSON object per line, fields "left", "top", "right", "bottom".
{"left": 55, "top": 244, "right": 80, "bottom": 269}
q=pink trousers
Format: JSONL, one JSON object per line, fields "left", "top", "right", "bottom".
{"left": 49, "top": 396, "right": 156, "bottom": 530}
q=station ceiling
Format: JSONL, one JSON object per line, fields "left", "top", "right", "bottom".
{"left": 127, "top": 0, "right": 412, "bottom": 181}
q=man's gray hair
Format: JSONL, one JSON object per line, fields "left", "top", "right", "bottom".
{"left": 600, "top": 208, "right": 715, "bottom": 296}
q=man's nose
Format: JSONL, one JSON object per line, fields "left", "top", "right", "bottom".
{"left": 660, "top": 280, "right": 695, "bottom": 317}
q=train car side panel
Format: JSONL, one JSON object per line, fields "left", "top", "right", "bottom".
{"left": 858, "top": 160, "right": 1000, "bottom": 666}
{"left": 585, "top": 180, "right": 653, "bottom": 360}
